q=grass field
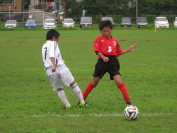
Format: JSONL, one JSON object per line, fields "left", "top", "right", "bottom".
{"left": 0, "top": 29, "right": 177, "bottom": 133}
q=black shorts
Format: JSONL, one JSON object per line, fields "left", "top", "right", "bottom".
{"left": 93, "top": 55, "right": 121, "bottom": 80}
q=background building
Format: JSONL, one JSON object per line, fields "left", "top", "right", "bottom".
{"left": 0, "top": 0, "right": 23, "bottom": 12}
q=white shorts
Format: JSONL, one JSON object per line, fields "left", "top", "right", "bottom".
{"left": 46, "top": 64, "right": 74, "bottom": 91}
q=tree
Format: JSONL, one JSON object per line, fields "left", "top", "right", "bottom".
{"left": 138, "top": 0, "right": 177, "bottom": 15}
{"left": 61, "top": 0, "right": 177, "bottom": 18}
{"left": 62, "top": 0, "right": 82, "bottom": 17}
{"left": 0, "top": 0, "right": 8, "bottom": 4}
{"left": 81, "top": 0, "right": 132, "bottom": 16}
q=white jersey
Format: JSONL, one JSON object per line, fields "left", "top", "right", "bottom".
{"left": 42, "top": 40, "right": 64, "bottom": 69}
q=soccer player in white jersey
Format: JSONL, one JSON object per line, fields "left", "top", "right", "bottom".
{"left": 42, "top": 29, "right": 88, "bottom": 108}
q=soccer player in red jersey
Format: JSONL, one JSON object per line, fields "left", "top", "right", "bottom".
{"left": 83, "top": 20, "right": 137, "bottom": 106}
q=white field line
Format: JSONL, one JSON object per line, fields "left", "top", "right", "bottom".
{"left": 31, "top": 114, "right": 173, "bottom": 117}
{"left": 0, "top": 114, "right": 173, "bottom": 118}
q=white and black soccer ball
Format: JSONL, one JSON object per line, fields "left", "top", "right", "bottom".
{"left": 124, "top": 105, "right": 139, "bottom": 120}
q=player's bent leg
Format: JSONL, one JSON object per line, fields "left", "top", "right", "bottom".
{"left": 57, "top": 88, "right": 71, "bottom": 108}
{"left": 70, "top": 81, "right": 89, "bottom": 107}
{"left": 58, "top": 64, "right": 74, "bottom": 87}
{"left": 70, "top": 81, "right": 84, "bottom": 102}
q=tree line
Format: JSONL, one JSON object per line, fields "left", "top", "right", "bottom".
{"left": 61, "top": 0, "right": 177, "bottom": 17}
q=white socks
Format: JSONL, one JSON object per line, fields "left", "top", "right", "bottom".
{"left": 57, "top": 83, "right": 85, "bottom": 107}
{"left": 57, "top": 88, "right": 71, "bottom": 107}
{"left": 71, "top": 83, "right": 85, "bottom": 103}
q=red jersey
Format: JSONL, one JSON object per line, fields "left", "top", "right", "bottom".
{"left": 93, "top": 36, "right": 123, "bottom": 57}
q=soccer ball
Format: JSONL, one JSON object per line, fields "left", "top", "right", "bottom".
{"left": 124, "top": 105, "right": 139, "bottom": 120}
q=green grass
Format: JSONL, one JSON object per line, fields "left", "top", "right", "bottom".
{"left": 0, "top": 29, "right": 177, "bottom": 133}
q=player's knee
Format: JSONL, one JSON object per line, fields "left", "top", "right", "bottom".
{"left": 70, "top": 81, "right": 76, "bottom": 86}
{"left": 92, "top": 78, "right": 100, "bottom": 85}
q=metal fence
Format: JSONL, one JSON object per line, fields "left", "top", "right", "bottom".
{"left": 0, "top": 11, "right": 44, "bottom": 24}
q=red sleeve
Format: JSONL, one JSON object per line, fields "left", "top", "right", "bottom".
{"left": 93, "top": 37, "right": 101, "bottom": 52}
{"left": 116, "top": 40, "right": 123, "bottom": 57}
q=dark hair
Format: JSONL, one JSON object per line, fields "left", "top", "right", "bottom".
{"left": 46, "top": 29, "right": 60, "bottom": 40}
{"left": 99, "top": 20, "right": 113, "bottom": 30}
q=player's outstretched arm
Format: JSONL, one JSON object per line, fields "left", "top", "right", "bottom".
{"left": 121, "top": 45, "right": 137, "bottom": 55}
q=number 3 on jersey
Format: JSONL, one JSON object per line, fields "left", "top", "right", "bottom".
{"left": 108, "top": 46, "right": 112, "bottom": 52}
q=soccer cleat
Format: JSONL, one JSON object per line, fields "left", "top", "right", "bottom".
{"left": 126, "top": 101, "right": 132, "bottom": 106}
{"left": 84, "top": 102, "right": 89, "bottom": 107}
{"left": 65, "top": 105, "right": 71, "bottom": 109}
{"left": 77, "top": 101, "right": 89, "bottom": 107}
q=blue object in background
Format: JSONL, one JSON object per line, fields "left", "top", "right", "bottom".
{"left": 25, "top": 19, "right": 37, "bottom": 28}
